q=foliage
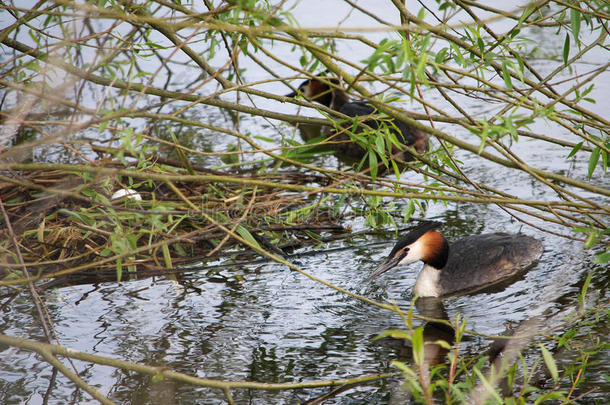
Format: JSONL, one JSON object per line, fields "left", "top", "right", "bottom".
{"left": 0, "top": 0, "right": 608, "bottom": 403}
{"left": 383, "top": 281, "right": 609, "bottom": 404}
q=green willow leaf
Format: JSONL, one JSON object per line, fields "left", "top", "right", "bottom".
{"left": 594, "top": 251, "right": 610, "bottom": 264}
{"left": 502, "top": 61, "right": 513, "bottom": 91}
{"left": 584, "top": 231, "right": 597, "bottom": 249}
{"left": 474, "top": 367, "right": 503, "bottom": 403}
{"left": 566, "top": 141, "right": 583, "bottom": 158}
{"left": 374, "top": 330, "right": 411, "bottom": 340}
{"left": 539, "top": 344, "right": 559, "bottom": 383}
{"left": 236, "top": 225, "right": 261, "bottom": 250}
{"left": 411, "top": 326, "right": 425, "bottom": 367}
{"left": 563, "top": 33, "right": 570, "bottom": 65}
{"left": 588, "top": 146, "right": 601, "bottom": 179}
{"left": 116, "top": 257, "right": 122, "bottom": 283}
{"left": 570, "top": 8, "right": 581, "bottom": 40}
{"left": 450, "top": 42, "right": 465, "bottom": 67}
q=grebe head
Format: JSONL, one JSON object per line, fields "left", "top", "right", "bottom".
{"left": 286, "top": 76, "right": 348, "bottom": 110}
{"left": 366, "top": 221, "right": 449, "bottom": 281}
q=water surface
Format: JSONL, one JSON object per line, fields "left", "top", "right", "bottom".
{"left": 1, "top": 1, "right": 608, "bottom": 404}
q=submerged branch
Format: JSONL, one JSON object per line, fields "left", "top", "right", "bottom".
{"left": 0, "top": 333, "right": 397, "bottom": 390}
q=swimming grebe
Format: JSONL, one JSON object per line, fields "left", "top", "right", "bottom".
{"left": 366, "top": 221, "right": 543, "bottom": 297}
{"left": 286, "top": 76, "right": 429, "bottom": 161}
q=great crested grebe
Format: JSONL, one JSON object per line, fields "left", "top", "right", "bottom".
{"left": 286, "top": 75, "right": 429, "bottom": 161}
{"left": 366, "top": 221, "right": 543, "bottom": 297}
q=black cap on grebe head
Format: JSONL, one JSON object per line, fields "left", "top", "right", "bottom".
{"left": 366, "top": 221, "right": 448, "bottom": 281}
{"left": 286, "top": 74, "right": 346, "bottom": 109}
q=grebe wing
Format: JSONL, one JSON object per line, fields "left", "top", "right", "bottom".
{"left": 439, "top": 233, "right": 543, "bottom": 295}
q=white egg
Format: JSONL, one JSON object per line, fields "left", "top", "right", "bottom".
{"left": 111, "top": 188, "right": 142, "bottom": 201}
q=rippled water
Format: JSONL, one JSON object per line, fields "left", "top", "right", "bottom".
{"left": 1, "top": 1, "right": 609, "bottom": 404}
{"left": 1, "top": 207, "right": 607, "bottom": 404}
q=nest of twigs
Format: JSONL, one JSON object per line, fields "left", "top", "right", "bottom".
{"left": 0, "top": 162, "right": 349, "bottom": 286}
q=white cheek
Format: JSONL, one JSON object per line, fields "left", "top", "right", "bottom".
{"left": 399, "top": 239, "right": 425, "bottom": 264}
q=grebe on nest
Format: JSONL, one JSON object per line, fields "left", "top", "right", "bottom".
{"left": 287, "top": 76, "right": 429, "bottom": 162}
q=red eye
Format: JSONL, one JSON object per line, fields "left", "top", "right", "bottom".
{"left": 395, "top": 247, "right": 409, "bottom": 259}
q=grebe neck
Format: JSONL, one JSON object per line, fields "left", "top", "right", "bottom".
{"left": 413, "top": 264, "right": 442, "bottom": 297}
